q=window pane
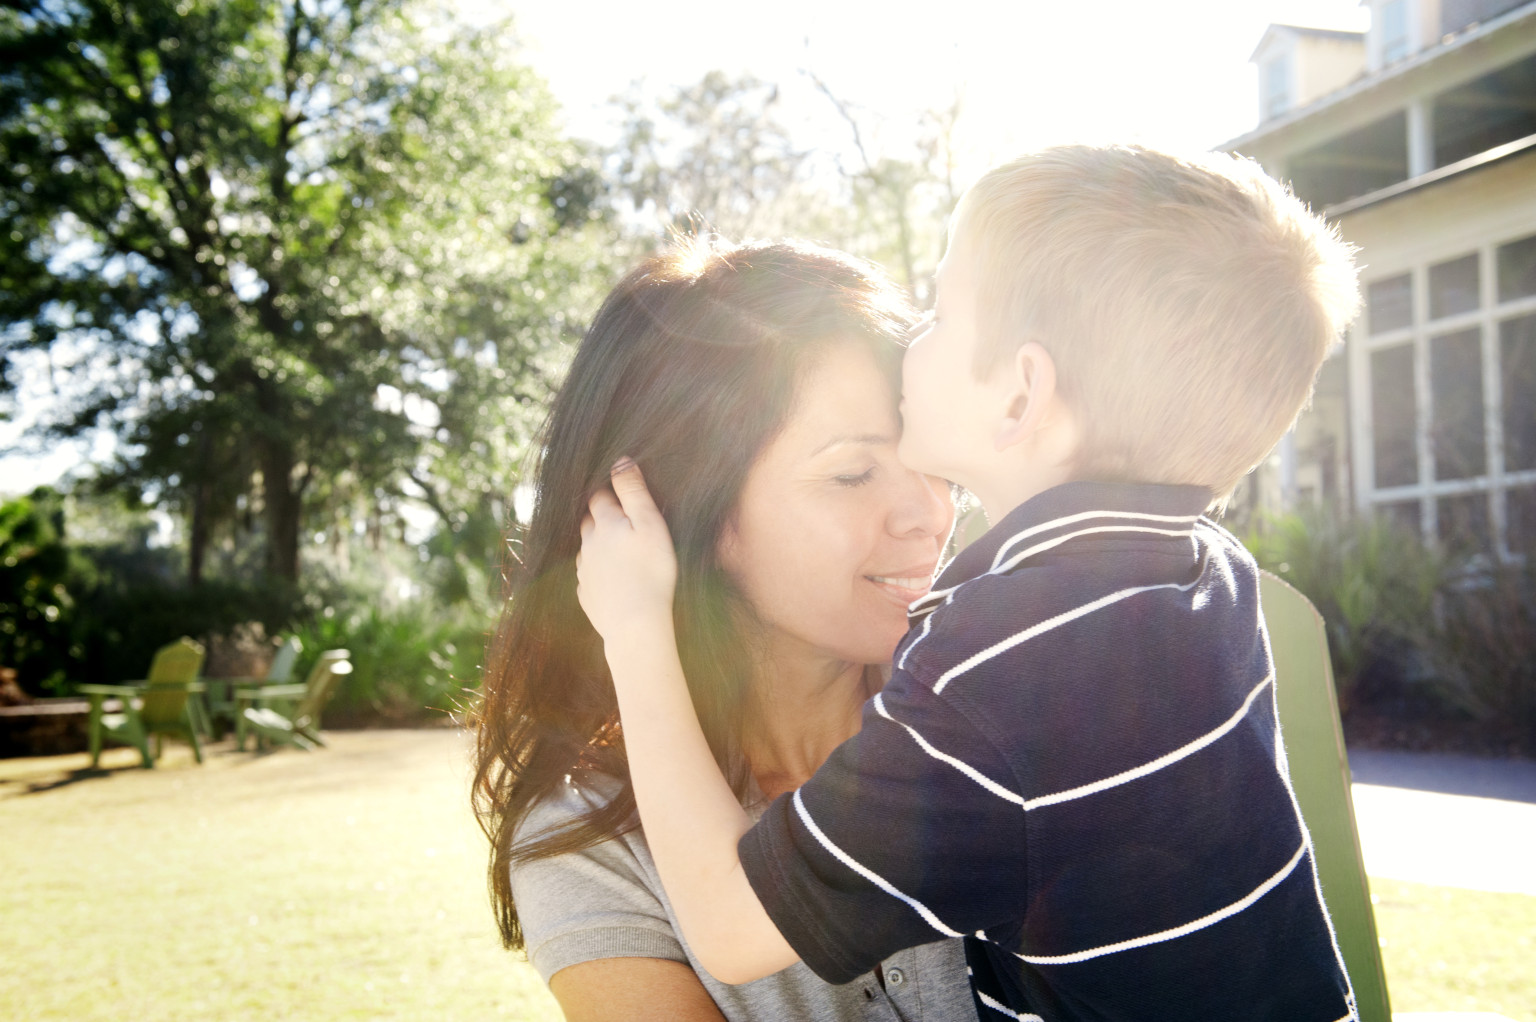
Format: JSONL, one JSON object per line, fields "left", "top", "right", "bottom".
{"left": 1430, "top": 328, "right": 1485, "bottom": 479}
{"left": 1438, "top": 493, "right": 1490, "bottom": 554}
{"left": 1375, "top": 499, "right": 1420, "bottom": 538}
{"left": 1265, "top": 57, "right": 1290, "bottom": 118}
{"left": 1368, "top": 274, "right": 1413, "bottom": 334}
{"left": 1497, "top": 233, "right": 1536, "bottom": 303}
{"left": 1382, "top": 0, "right": 1409, "bottom": 62}
{"left": 1501, "top": 312, "right": 1536, "bottom": 471}
{"left": 1507, "top": 486, "right": 1536, "bottom": 553}
{"left": 1372, "top": 344, "right": 1418, "bottom": 487}
{"left": 1429, "top": 254, "right": 1479, "bottom": 319}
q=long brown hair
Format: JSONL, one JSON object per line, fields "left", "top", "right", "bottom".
{"left": 472, "top": 238, "right": 918, "bottom": 948}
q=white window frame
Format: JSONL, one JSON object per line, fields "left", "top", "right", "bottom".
{"left": 1352, "top": 230, "right": 1536, "bottom": 557}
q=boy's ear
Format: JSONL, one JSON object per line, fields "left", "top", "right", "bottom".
{"left": 993, "top": 342, "right": 1058, "bottom": 451}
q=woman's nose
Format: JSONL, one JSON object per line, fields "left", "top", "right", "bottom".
{"left": 891, "top": 470, "right": 954, "bottom": 540}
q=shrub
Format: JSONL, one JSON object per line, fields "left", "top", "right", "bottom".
{"left": 289, "top": 600, "right": 490, "bottom": 724}
{"left": 0, "top": 490, "right": 74, "bottom": 694}
{"left": 1243, "top": 508, "right": 1445, "bottom": 711}
{"left": 1426, "top": 562, "right": 1536, "bottom": 744}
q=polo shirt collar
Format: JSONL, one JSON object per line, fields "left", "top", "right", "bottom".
{"left": 934, "top": 480, "right": 1215, "bottom": 593}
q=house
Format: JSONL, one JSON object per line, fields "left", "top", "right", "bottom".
{"left": 1225, "top": 0, "right": 1536, "bottom": 557}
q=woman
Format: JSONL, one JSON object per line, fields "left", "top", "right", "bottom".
{"left": 473, "top": 239, "right": 970, "bottom": 1021}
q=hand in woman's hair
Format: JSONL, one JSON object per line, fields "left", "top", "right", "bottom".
{"left": 576, "top": 458, "right": 680, "bottom": 650}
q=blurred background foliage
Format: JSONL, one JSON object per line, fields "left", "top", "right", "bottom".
{"left": 1247, "top": 509, "right": 1536, "bottom": 755}
{"left": 0, "top": 0, "right": 962, "bottom": 723}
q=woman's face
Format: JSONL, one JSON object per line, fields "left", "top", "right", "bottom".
{"left": 718, "top": 340, "right": 955, "bottom": 669}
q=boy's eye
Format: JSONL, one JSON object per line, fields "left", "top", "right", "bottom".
{"left": 834, "top": 468, "right": 876, "bottom": 488}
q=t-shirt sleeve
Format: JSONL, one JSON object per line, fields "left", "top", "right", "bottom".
{"left": 510, "top": 787, "right": 688, "bottom": 982}
{"left": 739, "top": 673, "right": 1029, "bottom": 985}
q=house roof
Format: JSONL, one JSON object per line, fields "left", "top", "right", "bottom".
{"left": 1249, "top": 24, "right": 1366, "bottom": 63}
{"left": 1225, "top": 2, "right": 1536, "bottom": 151}
{"left": 1325, "top": 130, "right": 1536, "bottom": 217}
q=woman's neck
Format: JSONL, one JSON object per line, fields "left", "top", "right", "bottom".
{"left": 740, "top": 647, "right": 878, "bottom": 803}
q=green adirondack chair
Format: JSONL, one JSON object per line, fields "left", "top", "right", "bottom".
{"left": 80, "top": 636, "right": 207, "bottom": 768}
{"left": 204, "top": 636, "right": 303, "bottom": 738}
{"left": 236, "top": 649, "right": 352, "bottom": 751}
{"left": 1260, "top": 571, "right": 1392, "bottom": 1022}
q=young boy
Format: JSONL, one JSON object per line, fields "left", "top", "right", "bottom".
{"left": 579, "top": 144, "right": 1361, "bottom": 1020}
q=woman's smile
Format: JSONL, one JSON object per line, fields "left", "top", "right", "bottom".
{"left": 864, "top": 564, "right": 939, "bottom": 606}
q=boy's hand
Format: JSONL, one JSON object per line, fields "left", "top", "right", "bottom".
{"left": 577, "top": 458, "right": 679, "bottom": 646}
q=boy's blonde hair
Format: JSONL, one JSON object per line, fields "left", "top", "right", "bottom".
{"left": 958, "top": 144, "right": 1360, "bottom": 501}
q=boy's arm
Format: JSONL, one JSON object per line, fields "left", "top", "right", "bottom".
{"left": 577, "top": 463, "right": 798, "bottom": 984}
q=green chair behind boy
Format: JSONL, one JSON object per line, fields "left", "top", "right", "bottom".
{"left": 1261, "top": 571, "right": 1392, "bottom": 1022}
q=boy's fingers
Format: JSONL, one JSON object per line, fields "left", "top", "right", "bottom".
{"left": 609, "top": 457, "right": 660, "bottom": 524}
{"left": 587, "top": 486, "right": 628, "bottom": 526}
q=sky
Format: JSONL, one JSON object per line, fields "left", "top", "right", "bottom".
{"left": 0, "top": 0, "right": 1373, "bottom": 497}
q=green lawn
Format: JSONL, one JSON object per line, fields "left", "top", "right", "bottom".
{"left": 2, "top": 730, "right": 1532, "bottom": 1021}
{"left": 1371, "top": 877, "right": 1536, "bottom": 1020}
{"left": 0, "top": 730, "right": 561, "bottom": 1021}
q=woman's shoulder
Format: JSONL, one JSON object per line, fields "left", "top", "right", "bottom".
{"left": 516, "top": 773, "right": 627, "bottom": 843}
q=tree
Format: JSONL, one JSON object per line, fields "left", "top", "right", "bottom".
{"left": 611, "top": 71, "right": 812, "bottom": 241}
{"left": 1, "top": 0, "right": 608, "bottom": 586}
{"left": 806, "top": 73, "right": 961, "bottom": 305}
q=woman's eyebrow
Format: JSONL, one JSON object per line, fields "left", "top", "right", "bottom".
{"left": 809, "top": 433, "right": 894, "bottom": 457}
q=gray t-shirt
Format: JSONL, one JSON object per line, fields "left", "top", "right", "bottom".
{"left": 510, "top": 776, "right": 976, "bottom": 1022}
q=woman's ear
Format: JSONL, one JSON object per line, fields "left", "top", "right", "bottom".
{"left": 992, "top": 342, "right": 1059, "bottom": 452}
{"left": 715, "top": 516, "right": 742, "bottom": 575}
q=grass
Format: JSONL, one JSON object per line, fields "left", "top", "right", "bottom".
{"left": 2, "top": 730, "right": 1532, "bottom": 1021}
{"left": 0, "top": 730, "right": 561, "bottom": 1022}
{"left": 1371, "top": 877, "right": 1536, "bottom": 1020}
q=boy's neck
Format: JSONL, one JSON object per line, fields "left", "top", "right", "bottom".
{"left": 973, "top": 467, "right": 1080, "bottom": 526}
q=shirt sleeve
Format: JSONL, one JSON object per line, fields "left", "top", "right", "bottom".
{"left": 738, "top": 672, "right": 1029, "bottom": 985}
{"left": 510, "top": 787, "right": 689, "bottom": 982}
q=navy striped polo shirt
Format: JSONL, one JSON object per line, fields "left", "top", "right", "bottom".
{"left": 739, "top": 480, "right": 1355, "bottom": 1021}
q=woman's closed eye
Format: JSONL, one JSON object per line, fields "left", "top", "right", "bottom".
{"left": 833, "top": 467, "right": 876, "bottom": 488}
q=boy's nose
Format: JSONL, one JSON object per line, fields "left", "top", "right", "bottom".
{"left": 892, "top": 471, "right": 955, "bottom": 540}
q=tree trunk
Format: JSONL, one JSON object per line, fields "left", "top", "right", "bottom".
{"left": 188, "top": 432, "right": 211, "bottom": 587}
{"left": 260, "top": 439, "right": 302, "bottom": 584}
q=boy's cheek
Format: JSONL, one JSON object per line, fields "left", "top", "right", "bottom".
{"left": 895, "top": 423, "right": 942, "bottom": 477}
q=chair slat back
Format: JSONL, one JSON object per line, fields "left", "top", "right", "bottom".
{"left": 138, "top": 683, "right": 192, "bottom": 727}
{"left": 146, "top": 637, "right": 205, "bottom": 685}
{"left": 1260, "top": 571, "right": 1391, "bottom": 1022}
{"left": 293, "top": 650, "right": 352, "bottom": 730}
{"left": 267, "top": 637, "right": 303, "bottom": 684}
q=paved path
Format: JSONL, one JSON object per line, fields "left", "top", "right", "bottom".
{"left": 1347, "top": 748, "right": 1536, "bottom": 897}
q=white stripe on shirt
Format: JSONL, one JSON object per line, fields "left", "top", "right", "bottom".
{"left": 872, "top": 693, "right": 1026, "bottom": 807}
{"left": 1014, "top": 839, "right": 1309, "bottom": 966}
{"left": 976, "top": 988, "right": 1046, "bottom": 1021}
{"left": 908, "top": 511, "right": 1202, "bottom": 615}
{"left": 791, "top": 790, "right": 965, "bottom": 939}
{"left": 932, "top": 578, "right": 1202, "bottom": 695}
{"left": 874, "top": 673, "right": 1274, "bottom": 813}
{"left": 988, "top": 509, "right": 1203, "bottom": 573}
{"left": 1023, "top": 673, "right": 1275, "bottom": 810}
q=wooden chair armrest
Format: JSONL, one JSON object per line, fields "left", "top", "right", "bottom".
{"left": 78, "top": 684, "right": 140, "bottom": 696}
{"left": 236, "top": 683, "right": 306, "bottom": 700}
